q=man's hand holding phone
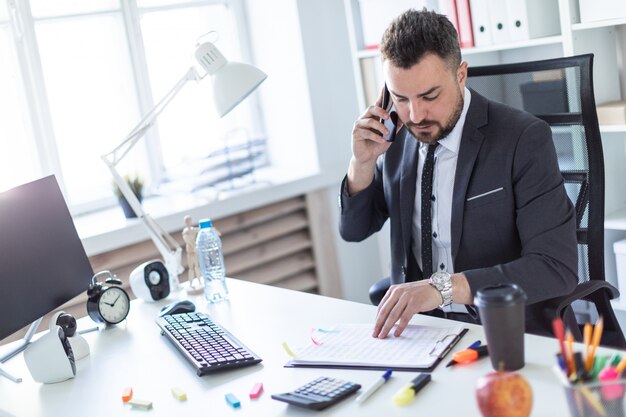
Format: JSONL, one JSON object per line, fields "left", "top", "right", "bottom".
{"left": 347, "top": 85, "right": 399, "bottom": 195}
{"left": 380, "top": 84, "right": 398, "bottom": 142}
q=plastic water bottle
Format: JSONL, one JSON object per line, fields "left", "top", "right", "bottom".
{"left": 195, "top": 218, "right": 228, "bottom": 303}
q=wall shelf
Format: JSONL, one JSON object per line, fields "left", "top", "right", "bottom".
{"left": 356, "top": 48, "right": 380, "bottom": 59}
{"left": 461, "top": 36, "right": 564, "bottom": 56}
{"left": 572, "top": 17, "right": 626, "bottom": 31}
{"left": 611, "top": 298, "right": 626, "bottom": 312}
{"left": 600, "top": 124, "right": 626, "bottom": 133}
{"left": 605, "top": 208, "right": 626, "bottom": 230}
{"left": 354, "top": 35, "right": 564, "bottom": 60}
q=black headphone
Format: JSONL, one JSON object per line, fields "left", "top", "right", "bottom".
{"left": 53, "top": 312, "right": 77, "bottom": 338}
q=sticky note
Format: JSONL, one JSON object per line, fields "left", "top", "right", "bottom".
{"left": 249, "top": 382, "right": 263, "bottom": 399}
{"left": 128, "top": 398, "right": 153, "bottom": 410}
{"left": 225, "top": 393, "right": 240, "bottom": 408}
{"left": 122, "top": 387, "right": 133, "bottom": 403}
{"left": 171, "top": 387, "right": 187, "bottom": 401}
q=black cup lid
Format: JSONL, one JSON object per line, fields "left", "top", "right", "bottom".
{"left": 474, "top": 283, "right": 527, "bottom": 307}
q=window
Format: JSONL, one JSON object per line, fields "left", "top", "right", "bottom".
{"left": 0, "top": 3, "right": 41, "bottom": 192}
{"left": 1, "top": 0, "right": 266, "bottom": 213}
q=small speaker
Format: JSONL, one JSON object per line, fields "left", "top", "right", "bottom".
{"left": 129, "top": 259, "right": 170, "bottom": 302}
{"left": 24, "top": 326, "right": 76, "bottom": 384}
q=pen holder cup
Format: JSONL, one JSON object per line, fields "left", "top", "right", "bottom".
{"left": 563, "top": 379, "right": 626, "bottom": 417}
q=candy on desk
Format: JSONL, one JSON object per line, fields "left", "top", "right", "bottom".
{"left": 249, "top": 382, "right": 263, "bottom": 399}
{"left": 122, "top": 387, "right": 133, "bottom": 403}
{"left": 225, "top": 393, "right": 241, "bottom": 408}
{"left": 127, "top": 398, "right": 153, "bottom": 410}
{"left": 171, "top": 387, "right": 187, "bottom": 401}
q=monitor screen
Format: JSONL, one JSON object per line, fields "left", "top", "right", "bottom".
{"left": 0, "top": 175, "right": 94, "bottom": 342}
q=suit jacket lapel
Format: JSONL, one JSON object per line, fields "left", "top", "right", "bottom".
{"left": 451, "top": 91, "right": 489, "bottom": 260}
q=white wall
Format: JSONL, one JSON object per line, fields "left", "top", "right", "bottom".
{"left": 245, "top": 0, "right": 319, "bottom": 176}
{"left": 246, "top": 0, "right": 387, "bottom": 303}
{"left": 296, "top": 0, "right": 390, "bottom": 302}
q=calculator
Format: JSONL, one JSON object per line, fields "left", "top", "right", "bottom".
{"left": 271, "top": 376, "right": 361, "bottom": 411}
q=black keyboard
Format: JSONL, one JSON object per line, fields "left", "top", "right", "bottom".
{"left": 156, "top": 311, "right": 262, "bottom": 376}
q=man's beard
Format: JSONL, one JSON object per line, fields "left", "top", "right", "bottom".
{"left": 406, "top": 88, "right": 464, "bottom": 144}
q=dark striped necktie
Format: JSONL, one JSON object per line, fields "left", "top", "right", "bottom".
{"left": 421, "top": 143, "right": 439, "bottom": 278}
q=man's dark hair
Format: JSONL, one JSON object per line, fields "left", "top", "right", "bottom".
{"left": 380, "top": 8, "right": 461, "bottom": 70}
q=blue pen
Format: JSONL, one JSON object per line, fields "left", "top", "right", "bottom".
{"left": 467, "top": 340, "right": 481, "bottom": 350}
{"left": 355, "top": 369, "right": 393, "bottom": 404}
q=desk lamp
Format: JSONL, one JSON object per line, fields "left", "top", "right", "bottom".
{"left": 102, "top": 39, "right": 267, "bottom": 290}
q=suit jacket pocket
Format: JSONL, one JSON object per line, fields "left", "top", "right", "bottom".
{"left": 466, "top": 187, "right": 506, "bottom": 208}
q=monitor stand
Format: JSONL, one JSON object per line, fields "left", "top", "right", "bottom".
{"left": 0, "top": 317, "right": 42, "bottom": 383}
{"left": 0, "top": 364, "right": 22, "bottom": 383}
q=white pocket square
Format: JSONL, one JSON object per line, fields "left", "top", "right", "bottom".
{"left": 467, "top": 187, "right": 504, "bottom": 202}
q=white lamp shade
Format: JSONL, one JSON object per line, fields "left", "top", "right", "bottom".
{"left": 194, "top": 41, "right": 267, "bottom": 117}
{"left": 212, "top": 61, "right": 267, "bottom": 117}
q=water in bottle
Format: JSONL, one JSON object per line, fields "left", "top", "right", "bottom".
{"left": 195, "top": 218, "right": 229, "bottom": 303}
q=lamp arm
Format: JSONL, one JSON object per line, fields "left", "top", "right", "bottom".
{"left": 101, "top": 67, "right": 202, "bottom": 286}
{"left": 103, "top": 67, "right": 201, "bottom": 166}
{"left": 104, "top": 157, "right": 184, "bottom": 286}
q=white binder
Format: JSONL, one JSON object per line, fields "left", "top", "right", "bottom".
{"left": 469, "top": 0, "right": 492, "bottom": 47}
{"left": 485, "top": 0, "right": 510, "bottom": 44}
{"left": 506, "top": 0, "right": 560, "bottom": 42}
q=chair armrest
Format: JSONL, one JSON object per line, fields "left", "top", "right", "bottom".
{"left": 369, "top": 278, "right": 391, "bottom": 306}
{"left": 542, "top": 281, "right": 620, "bottom": 319}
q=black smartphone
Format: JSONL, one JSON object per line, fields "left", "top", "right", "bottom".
{"left": 380, "top": 84, "right": 397, "bottom": 142}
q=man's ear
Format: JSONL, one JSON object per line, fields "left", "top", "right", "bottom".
{"left": 458, "top": 61, "right": 468, "bottom": 87}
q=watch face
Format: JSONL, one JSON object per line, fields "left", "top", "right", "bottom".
{"left": 98, "top": 287, "right": 130, "bottom": 324}
{"left": 148, "top": 270, "right": 162, "bottom": 285}
{"left": 431, "top": 272, "right": 450, "bottom": 287}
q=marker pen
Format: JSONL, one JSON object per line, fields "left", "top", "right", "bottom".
{"left": 392, "top": 373, "right": 431, "bottom": 406}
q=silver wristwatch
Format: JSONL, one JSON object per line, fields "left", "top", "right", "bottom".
{"left": 429, "top": 271, "right": 453, "bottom": 308}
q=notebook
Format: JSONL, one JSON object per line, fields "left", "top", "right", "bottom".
{"left": 285, "top": 323, "right": 467, "bottom": 372}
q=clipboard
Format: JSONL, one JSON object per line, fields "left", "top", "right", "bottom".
{"left": 284, "top": 324, "right": 468, "bottom": 372}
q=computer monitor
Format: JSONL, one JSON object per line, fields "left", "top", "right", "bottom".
{"left": 0, "top": 175, "right": 94, "bottom": 350}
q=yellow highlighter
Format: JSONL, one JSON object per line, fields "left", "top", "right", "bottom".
{"left": 392, "top": 373, "right": 431, "bottom": 406}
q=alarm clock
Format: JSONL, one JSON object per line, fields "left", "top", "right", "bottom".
{"left": 129, "top": 259, "right": 170, "bottom": 302}
{"left": 87, "top": 270, "right": 130, "bottom": 325}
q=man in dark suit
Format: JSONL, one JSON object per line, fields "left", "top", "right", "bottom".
{"left": 339, "top": 9, "right": 578, "bottom": 339}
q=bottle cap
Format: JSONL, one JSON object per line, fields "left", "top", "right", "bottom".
{"left": 199, "top": 218, "right": 213, "bottom": 228}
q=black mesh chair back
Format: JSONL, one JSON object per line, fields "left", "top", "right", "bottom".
{"left": 466, "top": 54, "right": 625, "bottom": 348}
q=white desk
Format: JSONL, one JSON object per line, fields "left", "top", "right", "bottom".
{"left": 0, "top": 279, "right": 610, "bottom": 416}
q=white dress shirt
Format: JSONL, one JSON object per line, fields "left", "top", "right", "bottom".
{"left": 411, "top": 88, "right": 471, "bottom": 313}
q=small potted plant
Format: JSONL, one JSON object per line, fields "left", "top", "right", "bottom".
{"left": 112, "top": 174, "right": 144, "bottom": 218}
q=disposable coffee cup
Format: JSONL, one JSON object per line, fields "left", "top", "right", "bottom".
{"left": 474, "top": 283, "right": 527, "bottom": 371}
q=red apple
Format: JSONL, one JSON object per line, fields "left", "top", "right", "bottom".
{"left": 476, "top": 370, "right": 533, "bottom": 417}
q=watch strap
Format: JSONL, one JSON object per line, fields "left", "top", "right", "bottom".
{"left": 429, "top": 272, "right": 453, "bottom": 308}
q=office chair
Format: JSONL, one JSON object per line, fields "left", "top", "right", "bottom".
{"left": 369, "top": 54, "right": 626, "bottom": 348}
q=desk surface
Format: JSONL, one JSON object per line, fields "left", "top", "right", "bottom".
{"left": 0, "top": 279, "right": 612, "bottom": 416}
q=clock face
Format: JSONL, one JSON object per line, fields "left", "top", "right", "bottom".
{"left": 98, "top": 287, "right": 130, "bottom": 324}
